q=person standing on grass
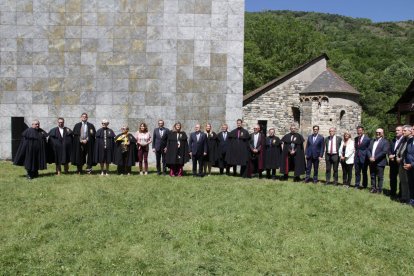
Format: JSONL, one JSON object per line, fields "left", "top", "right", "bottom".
{"left": 71, "top": 113, "right": 96, "bottom": 174}
{"left": 304, "top": 125, "right": 324, "bottom": 183}
{"left": 165, "top": 122, "right": 189, "bottom": 177}
{"left": 135, "top": 123, "right": 152, "bottom": 175}
{"left": 264, "top": 128, "right": 282, "bottom": 180}
{"left": 388, "top": 125, "right": 403, "bottom": 199}
{"left": 280, "top": 124, "right": 306, "bottom": 182}
{"left": 403, "top": 129, "right": 414, "bottom": 206}
{"left": 338, "top": 131, "right": 355, "bottom": 188}
{"left": 354, "top": 126, "right": 371, "bottom": 189}
{"left": 248, "top": 124, "right": 265, "bottom": 178}
{"left": 217, "top": 124, "right": 230, "bottom": 175}
{"left": 13, "top": 119, "right": 48, "bottom": 180}
{"left": 48, "top": 117, "right": 73, "bottom": 175}
{"left": 189, "top": 124, "right": 208, "bottom": 177}
{"left": 324, "top": 127, "right": 342, "bottom": 185}
{"left": 367, "top": 128, "right": 389, "bottom": 194}
{"left": 396, "top": 125, "right": 412, "bottom": 203}
{"left": 114, "top": 126, "right": 137, "bottom": 175}
{"left": 152, "top": 120, "right": 169, "bottom": 175}
{"left": 94, "top": 119, "right": 115, "bottom": 176}
{"left": 203, "top": 123, "right": 218, "bottom": 176}
{"left": 225, "top": 119, "right": 250, "bottom": 178}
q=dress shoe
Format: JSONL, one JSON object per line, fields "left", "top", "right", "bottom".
{"left": 370, "top": 188, "right": 377, "bottom": 193}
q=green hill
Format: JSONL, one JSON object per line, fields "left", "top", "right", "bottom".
{"left": 244, "top": 11, "right": 414, "bottom": 133}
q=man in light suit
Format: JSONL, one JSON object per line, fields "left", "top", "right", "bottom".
{"left": 354, "top": 126, "right": 371, "bottom": 189}
{"left": 189, "top": 124, "right": 208, "bottom": 177}
{"left": 325, "top": 127, "right": 342, "bottom": 185}
{"left": 217, "top": 124, "right": 230, "bottom": 175}
{"left": 368, "top": 128, "right": 390, "bottom": 194}
{"left": 388, "top": 125, "right": 403, "bottom": 198}
{"left": 305, "top": 125, "right": 325, "bottom": 183}
{"left": 152, "top": 119, "right": 169, "bottom": 175}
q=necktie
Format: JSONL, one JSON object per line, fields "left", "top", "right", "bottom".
{"left": 313, "top": 135, "right": 316, "bottom": 143}
{"left": 223, "top": 132, "right": 226, "bottom": 140}
{"left": 330, "top": 137, "right": 333, "bottom": 154}
{"left": 358, "top": 136, "right": 362, "bottom": 146}
{"left": 196, "top": 133, "right": 199, "bottom": 142}
{"left": 82, "top": 123, "right": 87, "bottom": 139}
{"left": 104, "top": 129, "right": 107, "bottom": 149}
{"left": 160, "top": 128, "right": 163, "bottom": 137}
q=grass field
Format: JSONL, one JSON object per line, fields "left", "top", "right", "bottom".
{"left": 1, "top": 161, "right": 414, "bottom": 275}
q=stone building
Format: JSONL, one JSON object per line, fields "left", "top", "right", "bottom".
{"left": 243, "top": 54, "right": 362, "bottom": 137}
{"left": 388, "top": 78, "right": 414, "bottom": 125}
{"left": 0, "top": 0, "right": 245, "bottom": 159}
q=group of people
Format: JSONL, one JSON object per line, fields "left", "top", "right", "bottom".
{"left": 12, "top": 114, "right": 414, "bottom": 205}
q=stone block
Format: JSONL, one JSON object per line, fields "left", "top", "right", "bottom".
{"left": 0, "top": 11, "right": 16, "bottom": 25}
{"left": 162, "top": 52, "right": 177, "bottom": 66}
{"left": 194, "top": 52, "right": 210, "bottom": 67}
{"left": 177, "top": 39, "right": 194, "bottom": 53}
{"left": 1, "top": 65, "right": 16, "bottom": 78}
{"left": 115, "top": 13, "right": 131, "bottom": 26}
{"left": 64, "top": 52, "right": 81, "bottom": 65}
{"left": 177, "top": 53, "right": 193, "bottom": 66}
{"left": 112, "top": 79, "right": 129, "bottom": 92}
{"left": 16, "top": 65, "right": 32, "bottom": 78}
{"left": 63, "top": 78, "right": 80, "bottom": 92}
{"left": 113, "top": 39, "right": 131, "bottom": 52}
{"left": 146, "top": 52, "right": 163, "bottom": 66}
{"left": 164, "top": 0, "right": 179, "bottom": 13}
{"left": 97, "top": 12, "right": 115, "bottom": 26}
{"left": 65, "top": 39, "right": 81, "bottom": 52}
{"left": 65, "top": 12, "right": 82, "bottom": 25}
{"left": 0, "top": 39, "right": 17, "bottom": 51}
{"left": 1, "top": 91, "right": 17, "bottom": 104}
{"left": 95, "top": 91, "right": 112, "bottom": 104}
{"left": 146, "top": 79, "right": 163, "bottom": 93}
{"left": 17, "top": 77, "right": 33, "bottom": 90}
{"left": 146, "top": 40, "right": 163, "bottom": 52}
{"left": 164, "top": 13, "right": 178, "bottom": 27}
{"left": 176, "top": 80, "right": 193, "bottom": 93}
{"left": 0, "top": 51, "right": 17, "bottom": 65}
{"left": 145, "top": 66, "right": 163, "bottom": 79}
{"left": 128, "top": 92, "right": 146, "bottom": 106}
{"left": 112, "top": 66, "right": 129, "bottom": 79}
{"left": 112, "top": 92, "right": 129, "bottom": 105}
{"left": 16, "top": 91, "right": 33, "bottom": 104}
{"left": 82, "top": 12, "right": 98, "bottom": 26}
{"left": 177, "top": 66, "right": 193, "bottom": 80}
{"left": 177, "top": 26, "right": 194, "bottom": 40}
{"left": 97, "top": 38, "right": 113, "bottom": 52}
{"left": 17, "top": 51, "right": 34, "bottom": 65}
{"left": 194, "top": 14, "right": 211, "bottom": 27}
{"left": 147, "top": 13, "right": 164, "bottom": 26}
{"left": 17, "top": 12, "right": 33, "bottom": 25}
{"left": 148, "top": 0, "right": 164, "bottom": 13}
{"left": 178, "top": 14, "right": 194, "bottom": 27}
{"left": 162, "top": 66, "right": 177, "bottom": 80}
{"left": 227, "top": 67, "right": 243, "bottom": 81}
{"left": 178, "top": 0, "right": 195, "bottom": 14}
{"left": 195, "top": 0, "right": 211, "bottom": 14}
{"left": 0, "top": 104, "right": 17, "bottom": 116}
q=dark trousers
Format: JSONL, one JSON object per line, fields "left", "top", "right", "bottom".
{"left": 26, "top": 169, "right": 39, "bottom": 178}
{"left": 233, "top": 165, "right": 247, "bottom": 178}
{"left": 370, "top": 164, "right": 385, "bottom": 191}
{"left": 325, "top": 154, "right": 339, "bottom": 183}
{"left": 266, "top": 169, "right": 276, "bottom": 179}
{"left": 249, "top": 158, "right": 262, "bottom": 177}
{"left": 77, "top": 143, "right": 92, "bottom": 172}
{"left": 354, "top": 160, "right": 368, "bottom": 188}
{"left": 306, "top": 157, "right": 320, "bottom": 181}
{"left": 389, "top": 160, "right": 399, "bottom": 196}
{"left": 192, "top": 154, "right": 204, "bottom": 176}
{"left": 219, "top": 153, "right": 229, "bottom": 174}
{"left": 408, "top": 170, "right": 414, "bottom": 200}
{"left": 155, "top": 149, "right": 167, "bottom": 174}
{"left": 341, "top": 162, "right": 353, "bottom": 186}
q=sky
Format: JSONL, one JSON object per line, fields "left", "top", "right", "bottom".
{"left": 245, "top": 0, "right": 414, "bottom": 23}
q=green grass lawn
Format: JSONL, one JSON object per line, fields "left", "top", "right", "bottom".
{"left": 1, "top": 161, "right": 414, "bottom": 275}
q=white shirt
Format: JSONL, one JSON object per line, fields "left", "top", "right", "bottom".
{"left": 328, "top": 136, "right": 337, "bottom": 154}
{"left": 394, "top": 136, "right": 403, "bottom": 151}
{"left": 254, "top": 133, "right": 259, "bottom": 148}
{"left": 59, "top": 127, "right": 64, "bottom": 137}
{"left": 372, "top": 137, "right": 382, "bottom": 156}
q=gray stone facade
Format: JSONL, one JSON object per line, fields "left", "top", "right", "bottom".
{"left": 0, "top": 0, "right": 245, "bottom": 159}
{"left": 243, "top": 55, "right": 362, "bottom": 138}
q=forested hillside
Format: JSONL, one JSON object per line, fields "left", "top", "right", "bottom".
{"left": 244, "top": 11, "right": 414, "bottom": 133}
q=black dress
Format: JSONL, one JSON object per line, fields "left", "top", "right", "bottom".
{"left": 264, "top": 136, "right": 282, "bottom": 169}
{"left": 204, "top": 131, "right": 219, "bottom": 165}
{"left": 165, "top": 131, "right": 190, "bottom": 166}
{"left": 114, "top": 133, "right": 137, "bottom": 167}
{"left": 225, "top": 127, "right": 250, "bottom": 166}
{"left": 94, "top": 128, "right": 116, "bottom": 164}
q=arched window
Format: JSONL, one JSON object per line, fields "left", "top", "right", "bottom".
{"left": 340, "top": 110, "right": 345, "bottom": 121}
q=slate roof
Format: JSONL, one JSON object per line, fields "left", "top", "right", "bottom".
{"left": 300, "top": 68, "right": 359, "bottom": 95}
{"left": 243, "top": 53, "right": 329, "bottom": 106}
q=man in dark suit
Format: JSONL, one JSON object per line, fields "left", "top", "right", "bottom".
{"left": 217, "top": 124, "right": 230, "bottom": 175}
{"left": 71, "top": 113, "right": 96, "bottom": 174}
{"left": 396, "top": 125, "right": 412, "bottom": 203}
{"left": 248, "top": 124, "right": 265, "bottom": 178}
{"left": 354, "top": 126, "right": 371, "bottom": 188}
{"left": 368, "top": 128, "right": 390, "bottom": 194}
{"left": 324, "top": 127, "right": 342, "bottom": 185}
{"left": 388, "top": 125, "right": 403, "bottom": 198}
{"left": 189, "top": 124, "right": 208, "bottom": 177}
{"left": 403, "top": 132, "right": 414, "bottom": 206}
{"left": 152, "top": 119, "right": 169, "bottom": 175}
{"left": 305, "top": 125, "right": 325, "bottom": 183}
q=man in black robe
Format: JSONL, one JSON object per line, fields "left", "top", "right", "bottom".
{"left": 248, "top": 124, "right": 265, "bottom": 178}
{"left": 13, "top": 119, "right": 48, "bottom": 179}
{"left": 264, "top": 128, "right": 282, "bottom": 179}
{"left": 114, "top": 126, "right": 137, "bottom": 175}
{"left": 48, "top": 117, "right": 73, "bottom": 175}
{"left": 94, "top": 119, "right": 116, "bottom": 176}
{"left": 217, "top": 124, "right": 230, "bottom": 175}
{"left": 71, "top": 113, "right": 96, "bottom": 174}
{"left": 280, "top": 124, "right": 306, "bottom": 182}
{"left": 225, "top": 119, "right": 250, "bottom": 178}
